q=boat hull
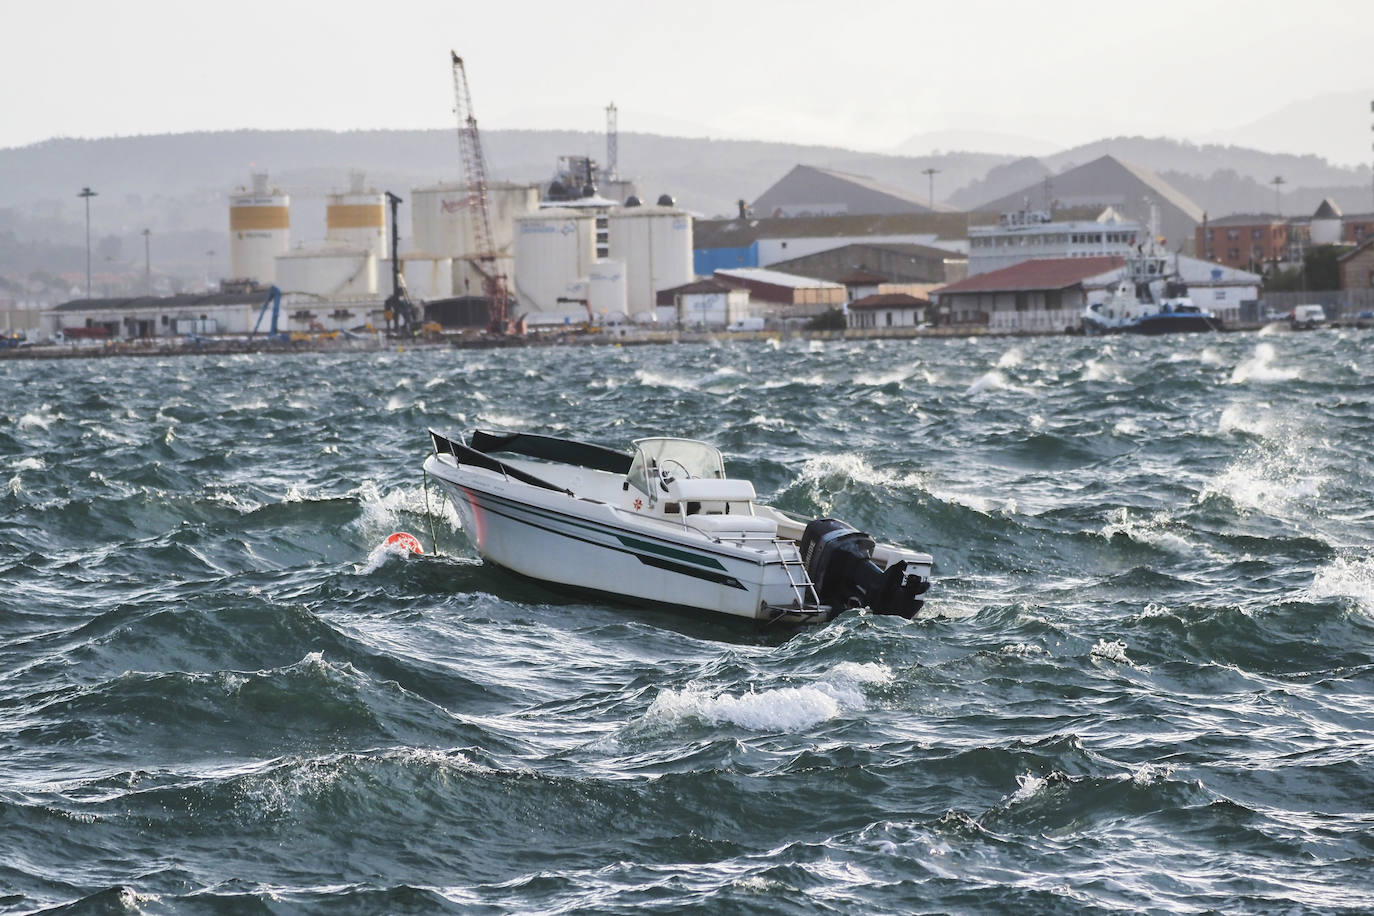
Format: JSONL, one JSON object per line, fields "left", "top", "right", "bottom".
{"left": 1084, "top": 315, "right": 1223, "bottom": 335}
{"left": 1125, "top": 314, "right": 1223, "bottom": 335}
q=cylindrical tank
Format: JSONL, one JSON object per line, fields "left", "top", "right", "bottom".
{"left": 402, "top": 255, "right": 454, "bottom": 300}
{"left": 588, "top": 258, "right": 627, "bottom": 320}
{"left": 275, "top": 246, "right": 376, "bottom": 299}
{"left": 326, "top": 170, "right": 387, "bottom": 261}
{"left": 229, "top": 172, "right": 290, "bottom": 285}
{"left": 607, "top": 206, "right": 693, "bottom": 313}
{"left": 410, "top": 182, "right": 540, "bottom": 295}
{"left": 512, "top": 208, "right": 597, "bottom": 314}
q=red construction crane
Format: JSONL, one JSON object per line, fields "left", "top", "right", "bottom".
{"left": 450, "top": 52, "right": 515, "bottom": 334}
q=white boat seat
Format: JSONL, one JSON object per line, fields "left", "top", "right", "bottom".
{"left": 684, "top": 513, "right": 778, "bottom": 539}
{"left": 663, "top": 477, "right": 757, "bottom": 504}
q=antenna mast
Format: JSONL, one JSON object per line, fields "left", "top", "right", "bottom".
{"left": 605, "top": 102, "right": 618, "bottom": 182}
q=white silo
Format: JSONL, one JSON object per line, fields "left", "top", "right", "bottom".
{"left": 275, "top": 246, "right": 377, "bottom": 300}
{"left": 588, "top": 258, "right": 627, "bottom": 321}
{"left": 402, "top": 255, "right": 454, "bottom": 300}
{"left": 326, "top": 170, "right": 387, "bottom": 261}
{"left": 512, "top": 208, "right": 597, "bottom": 315}
{"left": 229, "top": 172, "right": 290, "bottom": 285}
{"left": 411, "top": 181, "right": 540, "bottom": 296}
{"left": 607, "top": 205, "right": 693, "bottom": 313}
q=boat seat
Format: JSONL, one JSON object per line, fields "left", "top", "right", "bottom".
{"left": 684, "top": 513, "right": 778, "bottom": 539}
{"left": 663, "top": 477, "right": 756, "bottom": 504}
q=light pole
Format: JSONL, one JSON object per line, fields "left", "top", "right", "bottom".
{"left": 921, "top": 167, "right": 940, "bottom": 210}
{"left": 78, "top": 187, "right": 97, "bottom": 299}
{"left": 1271, "top": 175, "right": 1285, "bottom": 216}
{"left": 142, "top": 228, "right": 151, "bottom": 293}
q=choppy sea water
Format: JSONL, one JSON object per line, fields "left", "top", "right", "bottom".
{"left": 2, "top": 330, "right": 1372, "bottom": 914}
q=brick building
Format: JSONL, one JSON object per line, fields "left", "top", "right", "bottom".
{"left": 1342, "top": 215, "right": 1374, "bottom": 246}
{"left": 1196, "top": 215, "right": 1290, "bottom": 270}
{"left": 1338, "top": 239, "right": 1374, "bottom": 291}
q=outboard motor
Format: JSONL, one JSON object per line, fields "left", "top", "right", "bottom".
{"left": 801, "top": 518, "right": 929, "bottom": 618}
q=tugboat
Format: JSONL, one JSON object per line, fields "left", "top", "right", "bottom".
{"left": 1082, "top": 209, "right": 1222, "bottom": 336}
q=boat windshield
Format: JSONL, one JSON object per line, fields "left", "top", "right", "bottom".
{"left": 627, "top": 437, "right": 726, "bottom": 495}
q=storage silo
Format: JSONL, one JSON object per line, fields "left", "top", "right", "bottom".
{"left": 275, "top": 246, "right": 377, "bottom": 300}
{"left": 607, "top": 205, "right": 693, "bottom": 314}
{"left": 402, "top": 255, "right": 454, "bottom": 300}
{"left": 512, "top": 208, "right": 597, "bottom": 315}
{"left": 229, "top": 172, "right": 290, "bottom": 285}
{"left": 588, "top": 258, "right": 627, "bottom": 321}
{"left": 411, "top": 181, "right": 540, "bottom": 296}
{"left": 326, "top": 170, "right": 387, "bottom": 261}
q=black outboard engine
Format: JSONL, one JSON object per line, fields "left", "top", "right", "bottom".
{"left": 801, "top": 518, "right": 929, "bottom": 618}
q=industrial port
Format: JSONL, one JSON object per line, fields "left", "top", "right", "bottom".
{"left": 6, "top": 55, "right": 1374, "bottom": 355}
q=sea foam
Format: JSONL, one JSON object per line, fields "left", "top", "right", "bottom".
{"left": 643, "top": 663, "right": 892, "bottom": 733}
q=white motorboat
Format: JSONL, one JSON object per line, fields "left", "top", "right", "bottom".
{"left": 423, "top": 429, "right": 933, "bottom": 624}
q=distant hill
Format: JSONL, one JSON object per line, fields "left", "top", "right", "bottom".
{"left": 947, "top": 157, "right": 1052, "bottom": 210}
{"left": 3, "top": 127, "right": 1372, "bottom": 293}
{"left": 1043, "top": 135, "right": 1368, "bottom": 188}
{"left": 951, "top": 136, "right": 1373, "bottom": 220}
{"left": 1201, "top": 89, "right": 1374, "bottom": 167}
{"left": 0, "top": 129, "right": 1012, "bottom": 286}
{"left": 892, "top": 128, "right": 1060, "bottom": 158}
{"left": 0, "top": 129, "right": 1014, "bottom": 219}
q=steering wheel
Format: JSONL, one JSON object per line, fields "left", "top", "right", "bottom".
{"left": 659, "top": 458, "right": 692, "bottom": 483}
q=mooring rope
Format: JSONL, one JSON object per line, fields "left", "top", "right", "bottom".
{"left": 422, "top": 468, "right": 440, "bottom": 556}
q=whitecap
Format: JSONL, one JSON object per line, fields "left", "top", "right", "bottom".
{"left": 642, "top": 663, "right": 891, "bottom": 733}
{"left": 634, "top": 368, "right": 697, "bottom": 390}
{"left": 1099, "top": 507, "right": 1193, "bottom": 554}
{"left": 1307, "top": 556, "right": 1374, "bottom": 615}
{"left": 1200, "top": 459, "right": 1322, "bottom": 516}
{"left": 1113, "top": 417, "right": 1143, "bottom": 436}
{"left": 1010, "top": 772, "right": 1049, "bottom": 803}
{"left": 1090, "top": 638, "right": 1132, "bottom": 665}
{"left": 18, "top": 408, "right": 56, "bottom": 431}
{"left": 1218, "top": 403, "right": 1275, "bottom": 438}
{"left": 798, "top": 453, "right": 924, "bottom": 491}
{"left": 1083, "top": 359, "right": 1122, "bottom": 383}
{"left": 1229, "top": 342, "right": 1298, "bottom": 384}
{"left": 855, "top": 365, "right": 919, "bottom": 387}
{"left": 964, "top": 370, "right": 1006, "bottom": 395}
{"left": 475, "top": 411, "right": 527, "bottom": 429}
{"left": 1128, "top": 762, "right": 1174, "bottom": 786}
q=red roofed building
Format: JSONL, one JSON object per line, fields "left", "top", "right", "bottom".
{"left": 933, "top": 256, "right": 1123, "bottom": 332}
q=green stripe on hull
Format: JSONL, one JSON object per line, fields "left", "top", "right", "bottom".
{"left": 615, "top": 534, "right": 728, "bottom": 571}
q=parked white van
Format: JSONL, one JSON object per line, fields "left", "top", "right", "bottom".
{"left": 1290, "top": 304, "right": 1327, "bottom": 330}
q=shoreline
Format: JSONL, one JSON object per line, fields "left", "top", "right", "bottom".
{"left": 0, "top": 321, "right": 1280, "bottom": 361}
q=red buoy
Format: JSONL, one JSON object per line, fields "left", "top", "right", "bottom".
{"left": 384, "top": 532, "right": 424, "bottom": 554}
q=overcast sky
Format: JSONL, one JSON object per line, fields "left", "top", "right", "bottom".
{"left": 6, "top": 0, "right": 1374, "bottom": 162}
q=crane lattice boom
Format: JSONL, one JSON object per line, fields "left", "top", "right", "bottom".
{"left": 450, "top": 52, "right": 510, "bottom": 333}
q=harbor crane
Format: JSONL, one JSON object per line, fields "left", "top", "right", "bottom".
{"left": 248, "top": 285, "right": 286, "bottom": 341}
{"left": 451, "top": 52, "right": 516, "bottom": 335}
